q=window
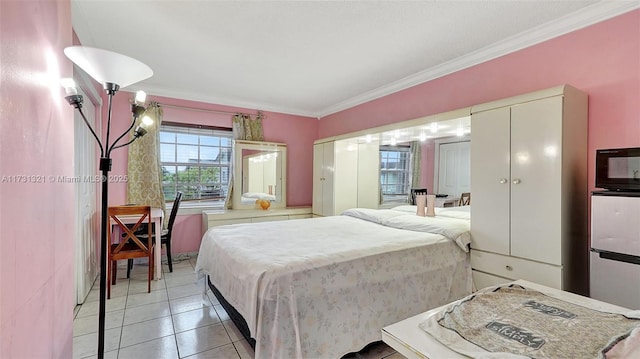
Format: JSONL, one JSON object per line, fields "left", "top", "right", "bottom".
{"left": 380, "top": 146, "right": 411, "bottom": 197}
{"left": 159, "top": 123, "right": 233, "bottom": 202}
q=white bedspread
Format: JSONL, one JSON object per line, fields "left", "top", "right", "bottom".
{"left": 391, "top": 204, "right": 471, "bottom": 221}
{"left": 195, "top": 210, "right": 471, "bottom": 358}
{"left": 343, "top": 208, "right": 471, "bottom": 251}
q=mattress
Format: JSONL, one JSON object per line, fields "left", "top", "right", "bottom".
{"left": 195, "top": 208, "right": 472, "bottom": 358}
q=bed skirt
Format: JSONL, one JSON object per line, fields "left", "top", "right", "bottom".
{"left": 208, "top": 276, "right": 256, "bottom": 350}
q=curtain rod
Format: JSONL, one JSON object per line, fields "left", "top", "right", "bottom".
{"left": 157, "top": 102, "right": 260, "bottom": 117}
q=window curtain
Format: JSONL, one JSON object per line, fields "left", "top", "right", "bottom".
{"left": 410, "top": 141, "right": 422, "bottom": 189}
{"left": 224, "top": 112, "right": 265, "bottom": 208}
{"left": 127, "top": 102, "right": 166, "bottom": 217}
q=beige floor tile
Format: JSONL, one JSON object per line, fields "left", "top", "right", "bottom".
{"left": 76, "top": 296, "right": 127, "bottom": 318}
{"left": 165, "top": 273, "right": 201, "bottom": 289}
{"left": 206, "top": 290, "right": 220, "bottom": 306}
{"left": 222, "top": 320, "right": 243, "bottom": 342}
{"left": 173, "top": 306, "right": 220, "bottom": 333}
{"left": 72, "top": 327, "right": 121, "bottom": 359}
{"left": 81, "top": 349, "right": 118, "bottom": 359}
{"left": 117, "top": 335, "right": 178, "bottom": 359}
{"left": 167, "top": 282, "right": 204, "bottom": 300}
{"left": 213, "top": 305, "right": 230, "bottom": 322}
{"left": 175, "top": 322, "right": 232, "bottom": 358}
{"left": 125, "top": 288, "right": 169, "bottom": 308}
{"left": 128, "top": 277, "right": 166, "bottom": 294}
{"left": 163, "top": 266, "right": 196, "bottom": 279}
{"left": 233, "top": 339, "right": 255, "bottom": 359}
{"left": 73, "top": 309, "right": 124, "bottom": 337}
{"left": 170, "top": 293, "right": 212, "bottom": 315}
{"left": 123, "top": 301, "right": 171, "bottom": 325}
{"left": 182, "top": 343, "right": 240, "bottom": 359}
{"left": 382, "top": 352, "right": 405, "bottom": 359}
{"left": 120, "top": 316, "right": 174, "bottom": 348}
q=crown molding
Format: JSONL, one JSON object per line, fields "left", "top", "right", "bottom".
{"left": 317, "top": 1, "right": 640, "bottom": 118}
{"left": 127, "top": 84, "right": 320, "bottom": 119}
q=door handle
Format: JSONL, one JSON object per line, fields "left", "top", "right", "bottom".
{"left": 499, "top": 178, "right": 507, "bottom": 184}
{"left": 512, "top": 179, "right": 521, "bottom": 184}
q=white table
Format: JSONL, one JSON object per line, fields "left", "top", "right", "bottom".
{"left": 382, "top": 280, "right": 631, "bottom": 359}
{"left": 109, "top": 207, "right": 164, "bottom": 280}
{"left": 435, "top": 197, "right": 459, "bottom": 208}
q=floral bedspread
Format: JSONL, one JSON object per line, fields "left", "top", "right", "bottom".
{"left": 195, "top": 211, "right": 471, "bottom": 358}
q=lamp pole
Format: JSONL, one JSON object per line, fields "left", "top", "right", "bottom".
{"left": 65, "top": 82, "right": 148, "bottom": 359}
{"left": 63, "top": 46, "right": 153, "bottom": 359}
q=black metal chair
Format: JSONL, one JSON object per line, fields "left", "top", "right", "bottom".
{"left": 409, "top": 188, "right": 428, "bottom": 205}
{"left": 128, "top": 192, "right": 183, "bottom": 274}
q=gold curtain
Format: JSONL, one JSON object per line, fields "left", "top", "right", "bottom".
{"left": 127, "top": 102, "right": 166, "bottom": 217}
{"left": 225, "top": 112, "right": 265, "bottom": 208}
{"left": 232, "top": 112, "right": 264, "bottom": 141}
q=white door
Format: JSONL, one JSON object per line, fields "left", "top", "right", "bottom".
{"left": 510, "top": 96, "right": 563, "bottom": 265}
{"left": 74, "top": 85, "right": 98, "bottom": 304}
{"left": 437, "top": 141, "right": 470, "bottom": 197}
{"left": 470, "top": 107, "right": 511, "bottom": 255}
{"left": 312, "top": 142, "right": 336, "bottom": 216}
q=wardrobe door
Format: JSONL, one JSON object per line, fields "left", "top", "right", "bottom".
{"left": 333, "top": 140, "right": 358, "bottom": 215}
{"left": 510, "top": 96, "right": 563, "bottom": 265}
{"left": 313, "top": 142, "right": 335, "bottom": 216}
{"left": 357, "top": 142, "right": 380, "bottom": 209}
{"left": 470, "top": 107, "right": 511, "bottom": 255}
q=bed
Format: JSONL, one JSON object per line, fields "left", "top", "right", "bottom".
{"left": 195, "top": 207, "right": 472, "bottom": 358}
{"left": 383, "top": 280, "right": 640, "bottom": 359}
{"left": 240, "top": 192, "right": 277, "bottom": 205}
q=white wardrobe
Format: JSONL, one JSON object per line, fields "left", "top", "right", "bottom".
{"left": 313, "top": 139, "right": 379, "bottom": 216}
{"left": 470, "top": 85, "right": 589, "bottom": 296}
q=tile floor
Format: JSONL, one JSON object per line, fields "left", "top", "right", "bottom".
{"left": 73, "top": 256, "right": 403, "bottom": 359}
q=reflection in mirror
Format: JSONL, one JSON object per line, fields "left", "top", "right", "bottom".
{"left": 351, "top": 115, "right": 471, "bottom": 207}
{"left": 233, "top": 141, "right": 287, "bottom": 209}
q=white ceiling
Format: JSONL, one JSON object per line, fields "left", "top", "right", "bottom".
{"left": 71, "top": 1, "right": 638, "bottom": 118}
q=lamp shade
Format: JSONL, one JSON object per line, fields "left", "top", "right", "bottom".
{"left": 64, "top": 46, "right": 153, "bottom": 88}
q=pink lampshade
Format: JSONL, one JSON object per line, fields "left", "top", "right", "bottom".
{"left": 64, "top": 46, "right": 153, "bottom": 88}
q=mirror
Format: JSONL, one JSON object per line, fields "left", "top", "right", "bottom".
{"left": 232, "top": 140, "right": 287, "bottom": 209}
{"left": 341, "top": 110, "right": 471, "bottom": 207}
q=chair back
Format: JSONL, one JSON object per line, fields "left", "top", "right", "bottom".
{"left": 108, "top": 205, "right": 153, "bottom": 256}
{"left": 410, "top": 188, "right": 428, "bottom": 205}
{"left": 167, "top": 192, "right": 183, "bottom": 231}
{"left": 459, "top": 192, "right": 471, "bottom": 206}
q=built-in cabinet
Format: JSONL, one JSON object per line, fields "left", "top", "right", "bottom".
{"left": 313, "top": 139, "right": 379, "bottom": 216}
{"left": 202, "top": 207, "right": 312, "bottom": 234}
{"left": 470, "top": 85, "right": 589, "bottom": 295}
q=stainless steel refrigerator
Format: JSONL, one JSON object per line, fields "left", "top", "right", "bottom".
{"left": 590, "top": 191, "right": 640, "bottom": 309}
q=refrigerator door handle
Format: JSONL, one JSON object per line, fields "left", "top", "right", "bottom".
{"left": 592, "top": 249, "right": 640, "bottom": 266}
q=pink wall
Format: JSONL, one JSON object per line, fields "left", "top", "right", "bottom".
{"left": 104, "top": 93, "right": 318, "bottom": 253}
{"left": 320, "top": 10, "right": 640, "bottom": 196}
{"left": 0, "top": 1, "right": 74, "bottom": 358}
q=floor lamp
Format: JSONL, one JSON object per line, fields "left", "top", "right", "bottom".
{"left": 62, "top": 46, "right": 153, "bottom": 359}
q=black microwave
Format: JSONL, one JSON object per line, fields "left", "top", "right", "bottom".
{"left": 595, "top": 147, "right": 640, "bottom": 191}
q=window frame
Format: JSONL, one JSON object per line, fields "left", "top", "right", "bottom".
{"left": 379, "top": 145, "right": 412, "bottom": 198}
{"left": 159, "top": 122, "right": 233, "bottom": 205}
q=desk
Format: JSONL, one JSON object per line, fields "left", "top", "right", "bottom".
{"left": 109, "top": 207, "right": 164, "bottom": 280}
{"left": 381, "top": 280, "right": 630, "bottom": 359}
{"left": 435, "top": 197, "right": 459, "bottom": 208}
